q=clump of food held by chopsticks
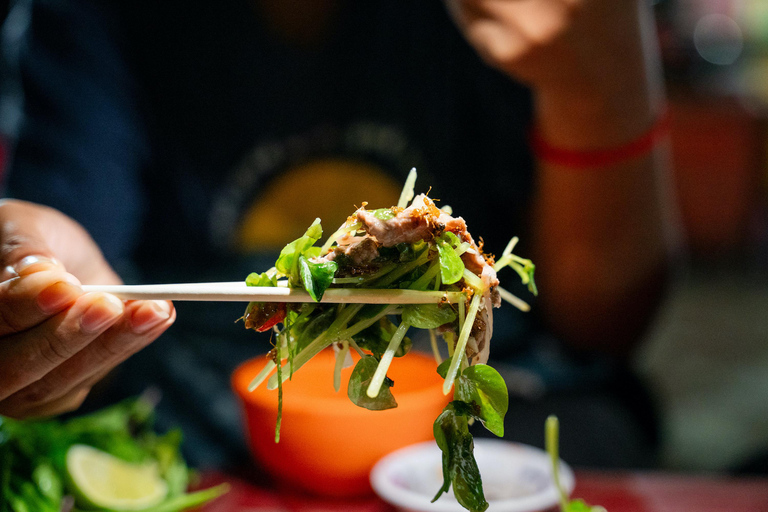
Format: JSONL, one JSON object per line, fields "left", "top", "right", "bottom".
{"left": 241, "top": 169, "right": 537, "bottom": 512}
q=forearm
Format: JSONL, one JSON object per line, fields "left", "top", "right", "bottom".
{"left": 529, "top": 2, "right": 679, "bottom": 355}
{"left": 531, "top": 151, "right": 675, "bottom": 356}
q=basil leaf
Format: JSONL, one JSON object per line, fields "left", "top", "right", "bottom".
{"left": 401, "top": 303, "right": 456, "bottom": 329}
{"left": 347, "top": 356, "right": 397, "bottom": 411}
{"left": 436, "top": 232, "right": 465, "bottom": 285}
{"left": 456, "top": 365, "right": 509, "bottom": 437}
{"left": 432, "top": 402, "right": 488, "bottom": 512}
{"left": 298, "top": 255, "right": 338, "bottom": 302}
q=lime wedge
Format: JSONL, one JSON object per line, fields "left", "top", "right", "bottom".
{"left": 66, "top": 444, "right": 168, "bottom": 510}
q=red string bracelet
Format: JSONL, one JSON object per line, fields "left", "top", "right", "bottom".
{"left": 529, "top": 108, "right": 671, "bottom": 169}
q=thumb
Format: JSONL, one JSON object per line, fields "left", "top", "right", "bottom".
{"left": 0, "top": 200, "right": 120, "bottom": 285}
{"left": 0, "top": 201, "right": 65, "bottom": 280}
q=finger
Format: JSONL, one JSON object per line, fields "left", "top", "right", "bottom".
{"left": 19, "top": 387, "right": 90, "bottom": 419}
{"left": 0, "top": 199, "right": 122, "bottom": 285}
{"left": 0, "top": 201, "right": 63, "bottom": 270}
{"left": 488, "top": 0, "right": 577, "bottom": 46}
{"left": 448, "top": 0, "right": 578, "bottom": 71}
{"left": 455, "top": 0, "right": 579, "bottom": 27}
{"left": 0, "top": 269, "right": 83, "bottom": 337}
{"left": 0, "top": 292, "right": 124, "bottom": 401}
{"left": 69, "top": 300, "right": 175, "bottom": 384}
{"left": 1, "top": 254, "right": 66, "bottom": 282}
{"left": 465, "top": 14, "right": 528, "bottom": 67}
{"left": 0, "top": 301, "right": 175, "bottom": 417}
{"left": 447, "top": 0, "right": 529, "bottom": 66}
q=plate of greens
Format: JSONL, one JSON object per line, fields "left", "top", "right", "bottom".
{"left": 0, "top": 394, "right": 228, "bottom": 512}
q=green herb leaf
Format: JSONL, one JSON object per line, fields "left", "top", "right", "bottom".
{"left": 153, "top": 429, "right": 188, "bottom": 498}
{"left": 293, "top": 306, "right": 336, "bottom": 353}
{"left": 372, "top": 208, "right": 397, "bottom": 220}
{"left": 436, "top": 232, "right": 465, "bottom": 285}
{"left": 396, "top": 243, "right": 418, "bottom": 262}
{"left": 245, "top": 271, "right": 277, "bottom": 287}
{"left": 510, "top": 258, "right": 537, "bottom": 296}
{"left": 436, "top": 359, "right": 451, "bottom": 379}
{"left": 275, "top": 218, "right": 323, "bottom": 281}
{"left": 1, "top": 446, "right": 12, "bottom": 512}
{"left": 275, "top": 348, "right": 284, "bottom": 443}
{"left": 31, "top": 463, "right": 61, "bottom": 505}
{"left": 0, "top": 397, "right": 226, "bottom": 512}
{"left": 354, "top": 304, "right": 392, "bottom": 321}
{"left": 352, "top": 318, "right": 411, "bottom": 359}
{"left": 401, "top": 303, "right": 456, "bottom": 329}
{"left": 347, "top": 356, "right": 397, "bottom": 411}
{"left": 135, "top": 483, "right": 230, "bottom": 512}
{"left": 566, "top": 499, "right": 602, "bottom": 512}
{"left": 432, "top": 402, "right": 488, "bottom": 512}
{"left": 298, "top": 255, "right": 338, "bottom": 302}
{"left": 456, "top": 365, "right": 509, "bottom": 437}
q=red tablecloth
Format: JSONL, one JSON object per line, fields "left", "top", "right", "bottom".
{"left": 573, "top": 471, "right": 768, "bottom": 512}
{"left": 198, "top": 470, "right": 768, "bottom": 512}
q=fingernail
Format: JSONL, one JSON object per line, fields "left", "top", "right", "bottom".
{"left": 81, "top": 294, "right": 124, "bottom": 334}
{"left": 3, "top": 265, "right": 17, "bottom": 280}
{"left": 130, "top": 300, "right": 172, "bottom": 334}
{"left": 37, "top": 280, "right": 83, "bottom": 315}
{"left": 14, "top": 255, "right": 60, "bottom": 276}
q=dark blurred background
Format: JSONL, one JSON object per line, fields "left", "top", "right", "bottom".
{"left": 639, "top": 0, "right": 768, "bottom": 475}
{"left": 1, "top": 0, "right": 767, "bottom": 474}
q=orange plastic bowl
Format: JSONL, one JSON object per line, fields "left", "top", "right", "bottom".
{"left": 232, "top": 349, "right": 451, "bottom": 497}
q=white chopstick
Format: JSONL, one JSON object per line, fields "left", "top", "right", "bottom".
{"left": 81, "top": 282, "right": 464, "bottom": 304}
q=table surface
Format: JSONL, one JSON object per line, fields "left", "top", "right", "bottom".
{"left": 197, "top": 469, "right": 768, "bottom": 512}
